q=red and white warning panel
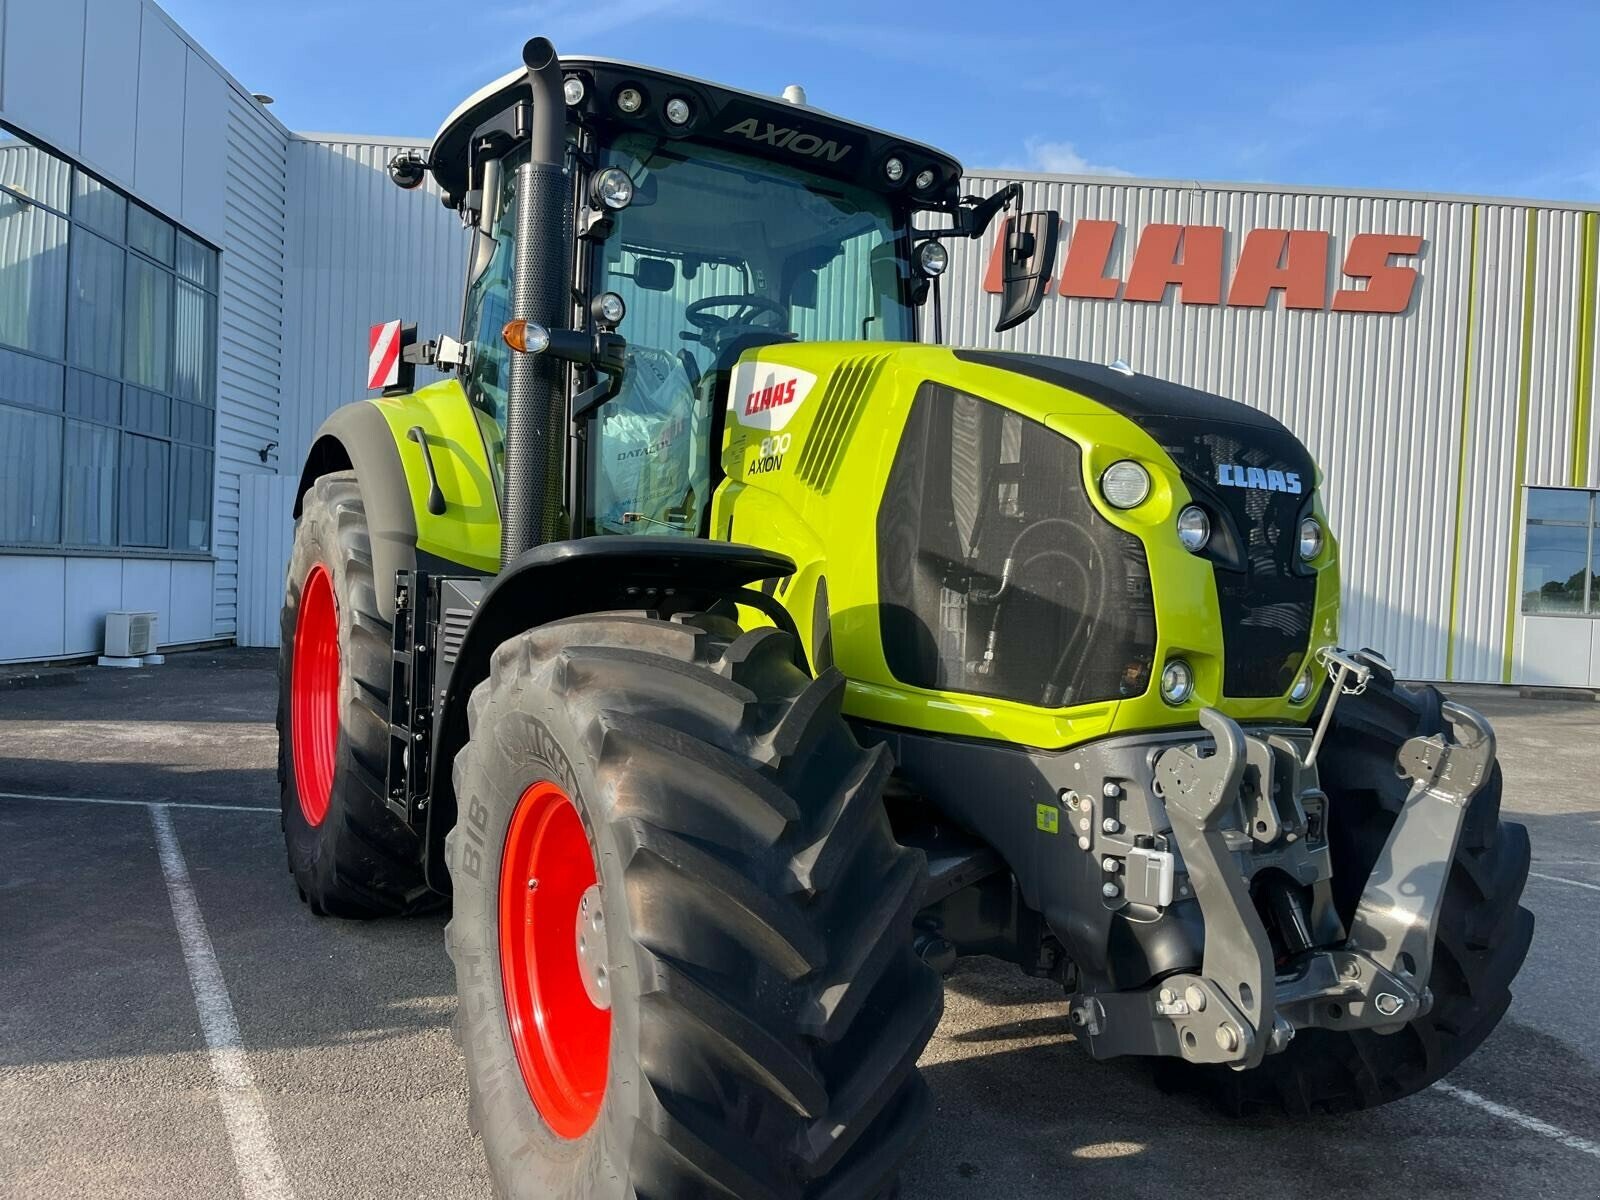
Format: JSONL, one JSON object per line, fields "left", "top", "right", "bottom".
{"left": 368, "top": 320, "right": 403, "bottom": 390}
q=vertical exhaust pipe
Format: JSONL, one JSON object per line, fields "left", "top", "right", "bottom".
{"left": 501, "top": 37, "right": 571, "bottom": 566}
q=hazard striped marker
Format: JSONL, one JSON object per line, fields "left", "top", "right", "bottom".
{"left": 368, "top": 320, "right": 403, "bottom": 391}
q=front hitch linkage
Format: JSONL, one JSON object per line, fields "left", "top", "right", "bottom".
{"left": 1068, "top": 656, "right": 1496, "bottom": 1068}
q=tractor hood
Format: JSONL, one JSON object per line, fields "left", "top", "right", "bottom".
{"left": 952, "top": 350, "right": 1321, "bottom": 699}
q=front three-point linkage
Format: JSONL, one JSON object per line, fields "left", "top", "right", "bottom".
{"left": 1067, "top": 649, "right": 1498, "bottom": 1067}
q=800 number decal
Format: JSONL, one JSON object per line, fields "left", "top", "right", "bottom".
{"left": 748, "top": 433, "right": 791, "bottom": 476}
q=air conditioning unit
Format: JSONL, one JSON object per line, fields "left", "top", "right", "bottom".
{"left": 100, "top": 611, "right": 161, "bottom": 667}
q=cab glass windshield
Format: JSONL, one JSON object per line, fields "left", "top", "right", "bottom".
{"left": 584, "top": 133, "right": 912, "bottom": 536}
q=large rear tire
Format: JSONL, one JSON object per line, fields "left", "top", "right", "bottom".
{"left": 275, "top": 471, "right": 437, "bottom": 917}
{"left": 446, "top": 610, "right": 941, "bottom": 1199}
{"left": 1168, "top": 662, "right": 1533, "bottom": 1115}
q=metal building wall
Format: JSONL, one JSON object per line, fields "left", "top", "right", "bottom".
{"left": 213, "top": 90, "right": 291, "bottom": 642}
{"left": 279, "top": 136, "right": 467, "bottom": 466}
{"left": 941, "top": 172, "right": 1600, "bottom": 683}
{"left": 0, "top": 0, "right": 289, "bottom": 661}
{"left": 230, "top": 134, "right": 465, "bottom": 648}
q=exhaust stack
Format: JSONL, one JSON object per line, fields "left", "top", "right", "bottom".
{"left": 501, "top": 37, "right": 571, "bottom": 566}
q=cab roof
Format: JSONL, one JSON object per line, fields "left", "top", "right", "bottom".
{"left": 428, "top": 56, "right": 965, "bottom": 211}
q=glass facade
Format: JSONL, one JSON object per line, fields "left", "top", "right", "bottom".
{"left": 0, "top": 125, "right": 218, "bottom": 554}
{"left": 1522, "top": 488, "right": 1600, "bottom": 616}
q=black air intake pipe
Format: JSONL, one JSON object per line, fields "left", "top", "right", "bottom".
{"left": 501, "top": 37, "right": 571, "bottom": 566}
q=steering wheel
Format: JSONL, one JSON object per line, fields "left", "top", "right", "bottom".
{"left": 684, "top": 294, "right": 787, "bottom": 335}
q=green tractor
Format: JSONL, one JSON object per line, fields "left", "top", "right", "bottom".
{"left": 278, "top": 38, "right": 1533, "bottom": 1198}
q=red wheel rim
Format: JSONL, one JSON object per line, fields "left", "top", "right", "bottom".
{"left": 290, "top": 562, "right": 340, "bottom": 827}
{"left": 499, "top": 781, "right": 611, "bottom": 1139}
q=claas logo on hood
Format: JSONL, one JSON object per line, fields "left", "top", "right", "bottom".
{"left": 1216, "top": 463, "right": 1303, "bottom": 494}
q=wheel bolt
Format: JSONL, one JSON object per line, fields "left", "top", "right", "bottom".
{"left": 1216, "top": 1024, "right": 1239, "bottom": 1052}
{"left": 527, "top": 878, "right": 539, "bottom": 891}
{"left": 1102, "top": 882, "right": 1120, "bottom": 899}
{"left": 1102, "top": 857, "right": 1120, "bottom": 873}
{"left": 1102, "top": 817, "right": 1121, "bottom": 834}
{"left": 1103, "top": 781, "right": 1122, "bottom": 798}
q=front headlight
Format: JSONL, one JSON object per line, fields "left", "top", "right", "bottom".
{"left": 1100, "top": 461, "right": 1151, "bottom": 510}
{"left": 1160, "top": 659, "right": 1194, "bottom": 705}
{"left": 916, "top": 240, "right": 949, "bottom": 278}
{"left": 592, "top": 167, "right": 634, "bottom": 210}
{"left": 1176, "top": 505, "right": 1210, "bottom": 552}
{"left": 1289, "top": 665, "right": 1314, "bottom": 704}
{"left": 1298, "top": 516, "right": 1323, "bottom": 562}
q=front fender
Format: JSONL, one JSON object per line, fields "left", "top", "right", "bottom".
{"left": 293, "top": 381, "right": 501, "bottom": 620}
{"left": 422, "top": 536, "right": 797, "bottom": 891}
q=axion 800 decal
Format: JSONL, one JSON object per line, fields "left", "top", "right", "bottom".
{"left": 729, "top": 361, "right": 818, "bottom": 433}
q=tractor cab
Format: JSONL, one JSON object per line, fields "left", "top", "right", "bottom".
{"left": 408, "top": 49, "right": 1052, "bottom": 544}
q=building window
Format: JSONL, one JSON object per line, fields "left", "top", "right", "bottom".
{"left": 1522, "top": 488, "right": 1599, "bottom": 615}
{"left": 0, "top": 125, "right": 217, "bottom": 555}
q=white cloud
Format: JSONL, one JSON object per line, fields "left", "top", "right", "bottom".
{"left": 1022, "top": 138, "right": 1132, "bottom": 177}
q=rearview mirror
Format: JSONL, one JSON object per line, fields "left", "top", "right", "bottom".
{"left": 995, "top": 210, "right": 1060, "bottom": 333}
{"left": 634, "top": 257, "right": 675, "bottom": 291}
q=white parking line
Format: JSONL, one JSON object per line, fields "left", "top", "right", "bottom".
{"left": 149, "top": 804, "right": 296, "bottom": 1200}
{"left": 1528, "top": 870, "right": 1600, "bottom": 894}
{"left": 1434, "top": 1082, "right": 1600, "bottom": 1159}
{"left": 0, "top": 790, "right": 275, "bottom": 814}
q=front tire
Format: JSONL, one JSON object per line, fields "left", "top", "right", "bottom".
{"left": 276, "top": 471, "right": 436, "bottom": 917}
{"left": 446, "top": 611, "right": 942, "bottom": 1199}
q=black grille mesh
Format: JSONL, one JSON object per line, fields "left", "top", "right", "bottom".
{"left": 878, "top": 383, "right": 1157, "bottom": 707}
{"left": 1154, "top": 420, "right": 1316, "bottom": 697}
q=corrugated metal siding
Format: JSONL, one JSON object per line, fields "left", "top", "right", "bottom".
{"left": 1524, "top": 208, "right": 1585, "bottom": 488}
{"left": 1451, "top": 205, "right": 1521, "bottom": 683}
{"left": 942, "top": 173, "right": 1600, "bottom": 682}
{"left": 213, "top": 89, "right": 290, "bottom": 640}
{"left": 279, "top": 137, "right": 465, "bottom": 466}
{"left": 236, "top": 472, "right": 295, "bottom": 646}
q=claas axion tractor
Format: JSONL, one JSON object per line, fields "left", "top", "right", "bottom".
{"left": 278, "top": 38, "right": 1533, "bottom": 1198}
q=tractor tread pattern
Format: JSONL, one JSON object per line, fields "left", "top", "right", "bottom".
{"left": 276, "top": 471, "right": 437, "bottom": 918}
{"left": 446, "top": 609, "right": 939, "bottom": 1199}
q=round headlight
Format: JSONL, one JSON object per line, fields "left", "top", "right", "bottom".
{"left": 1100, "top": 461, "right": 1151, "bottom": 510}
{"left": 1298, "top": 516, "right": 1323, "bottom": 562}
{"left": 592, "top": 167, "right": 634, "bottom": 210}
{"left": 884, "top": 156, "right": 905, "bottom": 183}
{"left": 616, "top": 86, "right": 644, "bottom": 114}
{"left": 594, "top": 291, "right": 626, "bottom": 326}
{"left": 664, "top": 97, "right": 691, "bottom": 126}
{"left": 914, "top": 167, "right": 936, "bottom": 190}
{"left": 1176, "top": 505, "right": 1210, "bottom": 552}
{"left": 563, "top": 76, "right": 586, "bottom": 106}
{"left": 916, "top": 241, "right": 949, "bottom": 278}
{"left": 1160, "top": 659, "right": 1195, "bottom": 706}
{"left": 501, "top": 319, "right": 550, "bottom": 354}
{"left": 1290, "top": 666, "right": 1315, "bottom": 704}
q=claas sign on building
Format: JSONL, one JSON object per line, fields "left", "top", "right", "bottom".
{"left": 984, "top": 219, "right": 1423, "bottom": 313}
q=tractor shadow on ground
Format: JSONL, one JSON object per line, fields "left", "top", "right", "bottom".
{"left": 913, "top": 963, "right": 1593, "bottom": 1200}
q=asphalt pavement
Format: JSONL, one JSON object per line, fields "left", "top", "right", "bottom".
{"left": 2, "top": 649, "right": 1597, "bottom": 1199}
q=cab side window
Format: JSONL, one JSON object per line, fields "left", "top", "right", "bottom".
{"left": 461, "top": 154, "right": 523, "bottom": 429}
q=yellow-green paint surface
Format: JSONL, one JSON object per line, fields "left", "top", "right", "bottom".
{"left": 1503, "top": 210, "right": 1541, "bottom": 682}
{"left": 1444, "top": 205, "right": 1483, "bottom": 682}
{"left": 368, "top": 379, "right": 502, "bottom": 573}
{"left": 712, "top": 343, "right": 1339, "bottom": 751}
{"left": 1572, "top": 212, "right": 1600, "bottom": 487}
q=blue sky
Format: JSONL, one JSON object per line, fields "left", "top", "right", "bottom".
{"left": 161, "top": 0, "right": 1600, "bottom": 200}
